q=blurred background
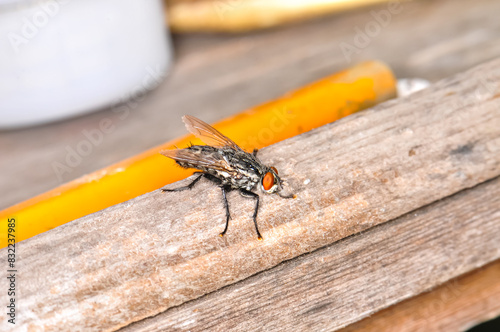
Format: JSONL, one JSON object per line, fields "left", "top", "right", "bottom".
{"left": 1, "top": 0, "right": 499, "bottom": 213}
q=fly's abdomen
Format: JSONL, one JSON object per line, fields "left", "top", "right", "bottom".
{"left": 175, "top": 145, "right": 222, "bottom": 172}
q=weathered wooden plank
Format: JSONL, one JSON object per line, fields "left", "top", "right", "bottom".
{"left": 124, "top": 177, "right": 500, "bottom": 331}
{"left": 2, "top": 0, "right": 500, "bottom": 209}
{"left": 4, "top": 58, "right": 500, "bottom": 331}
{"left": 340, "top": 259, "right": 500, "bottom": 332}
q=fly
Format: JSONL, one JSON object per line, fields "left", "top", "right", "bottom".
{"left": 160, "top": 115, "right": 295, "bottom": 240}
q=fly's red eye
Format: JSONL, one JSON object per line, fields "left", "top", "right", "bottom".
{"left": 271, "top": 166, "right": 278, "bottom": 174}
{"left": 262, "top": 172, "right": 275, "bottom": 191}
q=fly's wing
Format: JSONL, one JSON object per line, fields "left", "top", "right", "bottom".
{"left": 161, "top": 148, "right": 235, "bottom": 174}
{"left": 182, "top": 115, "right": 243, "bottom": 151}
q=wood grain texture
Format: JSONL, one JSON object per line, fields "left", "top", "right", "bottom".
{"left": 124, "top": 177, "right": 500, "bottom": 332}
{"left": 340, "top": 259, "right": 500, "bottom": 332}
{"left": 165, "top": 0, "right": 390, "bottom": 32}
{"left": 2, "top": 0, "right": 500, "bottom": 210}
{"left": 2, "top": 57, "right": 500, "bottom": 331}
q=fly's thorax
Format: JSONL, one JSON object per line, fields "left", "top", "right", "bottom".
{"left": 222, "top": 148, "right": 263, "bottom": 190}
{"left": 177, "top": 145, "right": 261, "bottom": 190}
{"left": 223, "top": 148, "right": 283, "bottom": 194}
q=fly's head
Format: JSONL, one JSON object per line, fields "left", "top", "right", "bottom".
{"left": 260, "top": 166, "right": 280, "bottom": 194}
{"left": 260, "top": 166, "right": 295, "bottom": 198}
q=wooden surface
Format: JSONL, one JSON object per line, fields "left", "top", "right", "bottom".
{"left": 3, "top": 58, "right": 500, "bottom": 331}
{"left": 2, "top": 0, "right": 500, "bottom": 210}
{"left": 340, "top": 259, "right": 500, "bottom": 332}
{"left": 125, "top": 177, "right": 500, "bottom": 332}
{"left": 165, "top": 0, "right": 391, "bottom": 32}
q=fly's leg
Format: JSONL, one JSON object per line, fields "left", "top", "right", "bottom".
{"left": 219, "top": 186, "right": 232, "bottom": 237}
{"left": 161, "top": 172, "right": 204, "bottom": 192}
{"left": 252, "top": 148, "right": 258, "bottom": 157}
{"left": 240, "top": 189, "right": 262, "bottom": 240}
{"left": 279, "top": 192, "right": 296, "bottom": 199}
{"left": 200, "top": 174, "right": 234, "bottom": 238}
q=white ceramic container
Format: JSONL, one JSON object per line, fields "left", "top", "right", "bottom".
{"left": 0, "top": 0, "right": 171, "bottom": 128}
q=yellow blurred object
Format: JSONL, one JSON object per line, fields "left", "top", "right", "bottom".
{"left": 0, "top": 60, "right": 396, "bottom": 248}
{"left": 166, "top": 0, "right": 390, "bottom": 32}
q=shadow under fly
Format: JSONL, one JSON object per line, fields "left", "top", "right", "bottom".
{"left": 160, "top": 115, "right": 295, "bottom": 240}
